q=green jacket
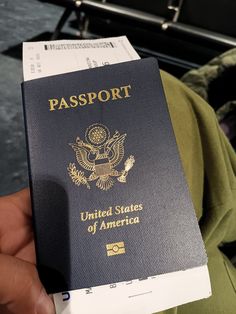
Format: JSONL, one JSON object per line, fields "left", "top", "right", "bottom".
{"left": 155, "top": 71, "right": 236, "bottom": 314}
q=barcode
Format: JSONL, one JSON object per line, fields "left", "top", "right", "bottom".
{"left": 44, "top": 42, "right": 115, "bottom": 50}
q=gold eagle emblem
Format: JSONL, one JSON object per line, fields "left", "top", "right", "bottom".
{"left": 67, "top": 123, "right": 135, "bottom": 191}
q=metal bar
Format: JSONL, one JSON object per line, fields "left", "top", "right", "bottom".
{"left": 165, "top": 21, "right": 236, "bottom": 47}
{"left": 135, "top": 46, "right": 201, "bottom": 70}
{"left": 51, "top": 7, "right": 73, "bottom": 40}
{"left": 167, "top": 0, "right": 184, "bottom": 22}
{"left": 78, "top": 0, "right": 165, "bottom": 28}
{"left": 78, "top": 0, "right": 236, "bottom": 48}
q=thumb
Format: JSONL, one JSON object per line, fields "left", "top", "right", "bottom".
{"left": 0, "top": 254, "right": 55, "bottom": 314}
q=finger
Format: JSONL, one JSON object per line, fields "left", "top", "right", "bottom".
{"left": 1, "top": 188, "right": 32, "bottom": 217}
{"left": 15, "top": 239, "right": 36, "bottom": 264}
{"left": 0, "top": 254, "right": 55, "bottom": 314}
{"left": 10, "top": 188, "right": 32, "bottom": 216}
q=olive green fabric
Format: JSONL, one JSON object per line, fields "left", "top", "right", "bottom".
{"left": 181, "top": 48, "right": 236, "bottom": 106}
{"left": 154, "top": 71, "right": 236, "bottom": 314}
{"left": 180, "top": 48, "right": 236, "bottom": 149}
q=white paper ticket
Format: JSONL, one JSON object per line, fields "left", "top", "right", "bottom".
{"left": 23, "top": 36, "right": 140, "bottom": 81}
{"left": 53, "top": 266, "right": 211, "bottom": 314}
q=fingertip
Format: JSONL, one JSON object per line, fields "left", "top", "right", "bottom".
{"left": 14, "top": 188, "right": 31, "bottom": 213}
{"left": 35, "top": 289, "right": 56, "bottom": 314}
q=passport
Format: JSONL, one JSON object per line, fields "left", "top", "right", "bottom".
{"left": 22, "top": 57, "right": 207, "bottom": 294}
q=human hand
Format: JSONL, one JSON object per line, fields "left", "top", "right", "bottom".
{"left": 0, "top": 188, "right": 55, "bottom": 314}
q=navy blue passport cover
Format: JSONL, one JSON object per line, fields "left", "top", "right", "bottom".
{"left": 22, "top": 58, "right": 207, "bottom": 294}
